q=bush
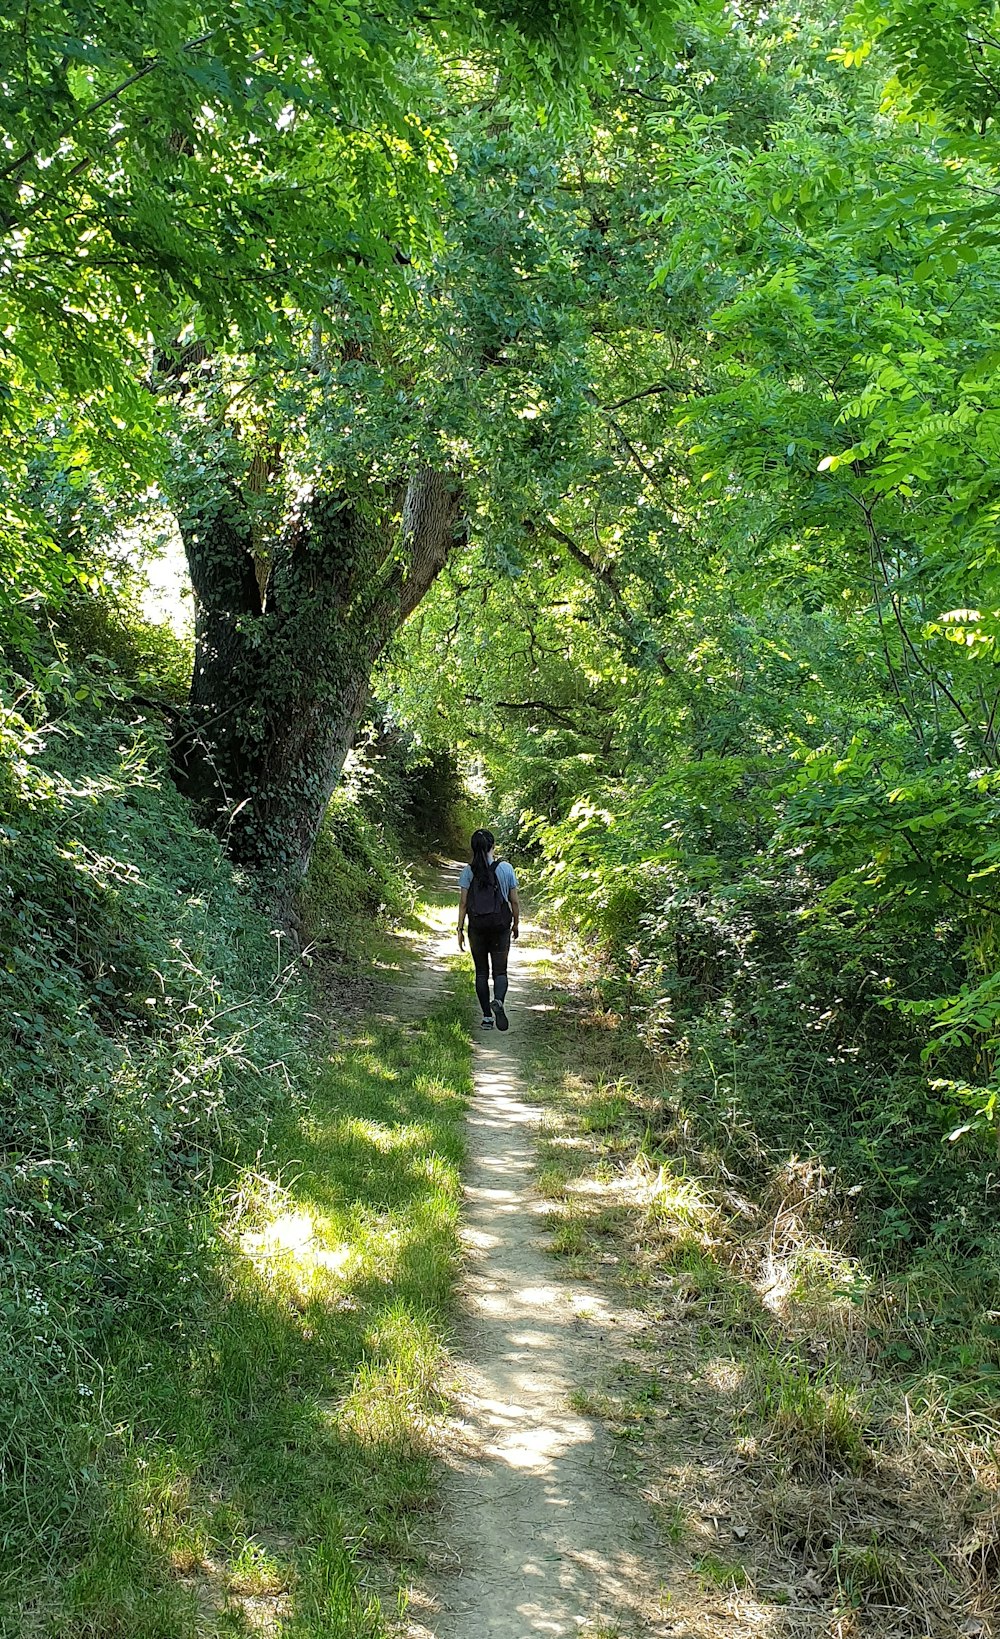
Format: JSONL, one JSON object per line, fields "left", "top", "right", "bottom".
{"left": 300, "top": 721, "right": 472, "bottom": 948}
{"left": 0, "top": 660, "right": 308, "bottom": 1580}
{"left": 528, "top": 759, "right": 995, "bottom": 1261}
{"left": 53, "top": 585, "right": 192, "bottom": 700}
{"left": 302, "top": 791, "right": 413, "bottom": 944}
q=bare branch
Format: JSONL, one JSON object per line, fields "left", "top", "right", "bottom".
{"left": 527, "top": 516, "right": 674, "bottom": 677}
{"left": 601, "top": 383, "right": 674, "bottom": 412}
{"left": 465, "top": 694, "right": 582, "bottom": 729}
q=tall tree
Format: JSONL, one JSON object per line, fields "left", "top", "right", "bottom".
{"left": 176, "top": 467, "right": 462, "bottom": 877}
{"left": 165, "top": 81, "right": 616, "bottom": 883}
{"left": 1, "top": 0, "right": 673, "bottom": 886}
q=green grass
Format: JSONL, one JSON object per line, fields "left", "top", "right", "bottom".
{"left": 512, "top": 963, "right": 1000, "bottom": 1634}
{"left": 750, "top": 1355, "right": 870, "bottom": 1478}
{"left": 830, "top": 1538, "right": 914, "bottom": 1609}
{"left": 578, "top": 1080, "right": 633, "bottom": 1135}
{"left": 536, "top": 1160, "right": 570, "bottom": 1197}
{"left": 0, "top": 679, "right": 472, "bottom": 1637}
{"left": 547, "top": 1202, "right": 590, "bottom": 1257}
{"left": 651, "top": 1498, "right": 688, "bottom": 1546}
{"left": 12, "top": 1002, "right": 471, "bottom": 1638}
{"left": 693, "top": 1553, "right": 749, "bottom": 1590}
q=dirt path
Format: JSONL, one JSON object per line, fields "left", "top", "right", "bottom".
{"left": 396, "top": 872, "right": 1000, "bottom": 1639}
{"left": 414, "top": 907, "right": 671, "bottom": 1639}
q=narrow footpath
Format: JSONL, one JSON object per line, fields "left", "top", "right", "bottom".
{"left": 413, "top": 896, "right": 670, "bottom": 1638}
{"left": 396, "top": 869, "right": 1000, "bottom": 1639}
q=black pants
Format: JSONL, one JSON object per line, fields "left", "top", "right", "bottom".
{"left": 468, "top": 923, "right": 510, "bottom": 1016}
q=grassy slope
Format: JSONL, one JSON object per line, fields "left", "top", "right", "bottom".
{"left": 1, "top": 684, "right": 471, "bottom": 1638}
{"left": 64, "top": 1002, "right": 471, "bottom": 1639}
{"left": 521, "top": 951, "right": 1000, "bottom": 1639}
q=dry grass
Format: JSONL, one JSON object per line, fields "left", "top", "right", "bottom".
{"left": 522, "top": 970, "right": 1000, "bottom": 1639}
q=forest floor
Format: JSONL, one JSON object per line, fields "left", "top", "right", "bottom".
{"left": 395, "top": 870, "right": 998, "bottom": 1639}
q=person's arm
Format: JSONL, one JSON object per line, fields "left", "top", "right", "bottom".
{"left": 458, "top": 886, "right": 468, "bottom": 949}
{"left": 509, "top": 886, "right": 520, "bottom": 941}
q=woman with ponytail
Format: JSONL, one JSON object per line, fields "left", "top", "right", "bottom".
{"left": 457, "top": 828, "right": 520, "bottom": 1030}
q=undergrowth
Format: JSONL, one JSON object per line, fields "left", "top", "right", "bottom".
{"left": 523, "top": 959, "right": 1000, "bottom": 1638}
{"left": 0, "top": 657, "right": 472, "bottom": 1636}
{"left": 301, "top": 728, "right": 470, "bottom": 956}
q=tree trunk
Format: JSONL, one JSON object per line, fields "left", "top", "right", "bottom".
{"left": 173, "top": 469, "right": 462, "bottom": 884}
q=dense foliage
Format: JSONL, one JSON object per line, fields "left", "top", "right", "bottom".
{"left": 0, "top": 625, "right": 464, "bottom": 1625}
{"left": 0, "top": 654, "right": 303, "bottom": 1588}
{"left": 8, "top": 0, "right": 1000, "bottom": 1623}
{"left": 2, "top": 0, "right": 674, "bottom": 882}
{"left": 385, "top": 9, "right": 1000, "bottom": 1272}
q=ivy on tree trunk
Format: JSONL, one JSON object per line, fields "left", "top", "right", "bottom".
{"left": 174, "top": 467, "right": 462, "bottom": 883}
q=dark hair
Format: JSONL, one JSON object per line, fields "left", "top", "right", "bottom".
{"left": 470, "top": 828, "right": 495, "bottom": 888}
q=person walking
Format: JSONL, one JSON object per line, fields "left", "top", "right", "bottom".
{"left": 457, "top": 829, "right": 520, "bottom": 1030}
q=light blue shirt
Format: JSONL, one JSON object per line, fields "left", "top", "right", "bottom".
{"left": 459, "top": 860, "right": 518, "bottom": 902}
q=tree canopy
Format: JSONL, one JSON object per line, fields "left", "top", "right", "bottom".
{"left": 12, "top": 0, "right": 1000, "bottom": 1626}
{"left": 0, "top": 0, "right": 671, "bottom": 607}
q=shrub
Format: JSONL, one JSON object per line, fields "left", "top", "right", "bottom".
{"left": 0, "top": 661, "right": 307, "bottom": 1578}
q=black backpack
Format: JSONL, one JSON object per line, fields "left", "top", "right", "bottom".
{"left": 467, "top": 863, "right": 513, "bottom": 933}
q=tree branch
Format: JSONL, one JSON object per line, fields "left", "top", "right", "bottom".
{"left": 0, "top": 32, "right": 214, "bottom": 186}
{"left": 527, "top": 516, "right": 674, "bottom": 677}
{"left": 464, "top": 693, "right": 583, "bottom": 729}
{"left": 181, "top": 498, "right": 260, "bottom": 621}
{"left": 601, "top": 382, "right": 674, "bottom": 412}
{"left": 850, "top": 488, "right": 978, "bottom": 743}
{"left": 398, "top": 468, "right": 464, "bottom": 624}
{"left": 585, "top": 388, "right": 665, "bottom": 493}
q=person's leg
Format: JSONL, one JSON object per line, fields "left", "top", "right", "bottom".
{"left": 490, "top": 931, "right": 510, "bottom": 1003}
{"left": 488, "top": 930, "right": 511, "bottom": 1028}
{"left": 468, "top": 927, "right": 493, "bottom": 1021}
